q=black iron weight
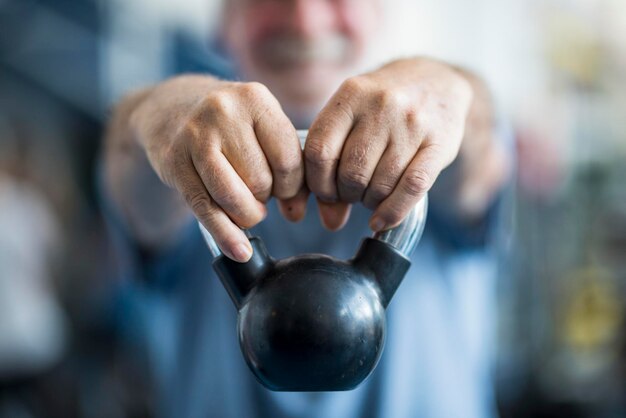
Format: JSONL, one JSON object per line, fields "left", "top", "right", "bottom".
{"left": 199, "top": 130, "right": 428, "bottom": 391}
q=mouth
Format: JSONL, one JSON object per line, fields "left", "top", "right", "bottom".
{"left": 252, "top": 34, "right": 353, "bottom": 71}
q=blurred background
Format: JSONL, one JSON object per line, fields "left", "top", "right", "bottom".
{"left": 0, "top": 0, "right": 624, "bottom": 417}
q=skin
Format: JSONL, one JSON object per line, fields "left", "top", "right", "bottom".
{"left": 103, "top": 0, "right": 510, "bottom": 262}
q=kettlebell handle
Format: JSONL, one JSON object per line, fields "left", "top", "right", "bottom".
{"left": 199, "top": 130, "right": 428, "bottom": 260}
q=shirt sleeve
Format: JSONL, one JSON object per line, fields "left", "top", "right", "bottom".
{"left": 96, "top": 159, "right": 201, "bottom": 293}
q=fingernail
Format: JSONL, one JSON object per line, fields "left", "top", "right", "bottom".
{"left": 370, "top": 216, "right": 386, "bottom": 232}
{"left": 232, "top": 242, "right": 252, "bottom": 262}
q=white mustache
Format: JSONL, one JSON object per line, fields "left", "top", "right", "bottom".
{"left": 255, "top": 35, "right": 351, "bottom": 68}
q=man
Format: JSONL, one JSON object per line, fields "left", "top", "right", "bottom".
{"left": 103, "top": 0, "right": 511, "bottom": 417}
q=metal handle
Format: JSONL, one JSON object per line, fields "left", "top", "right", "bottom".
{"left": 372, "top": 195, "right": 427, "bottom": 258}
{"left": 298, "top": 129, "right": 427, "bottom": 257}
{"left": 199, "top": 130, "right": 428, "bottom": 259}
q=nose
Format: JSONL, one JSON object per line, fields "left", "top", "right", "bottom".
{"left": 288, "top": 0, "right": 337, "bottom": 38}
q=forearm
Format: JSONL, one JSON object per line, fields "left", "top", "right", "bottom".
{"left": 102, "top": 87, "right": 192, "bottom": 250}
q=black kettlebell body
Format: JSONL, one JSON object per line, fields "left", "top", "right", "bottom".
{"left": 199, "top": 130, "right": 427, "bottom": 392}
{"left": 212, "top": 236, "right": 411, "bottom": 391}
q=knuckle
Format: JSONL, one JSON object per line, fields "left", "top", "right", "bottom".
{"left": 404, "top": 106, "right": 420, "bottom": 129}
{"left": 368, "top": 181, "right": 395, "bottom": 203}
{"left": 240, "top": 81, "right": 269, "bottom": 99}
{"left": 211, "top": 182, "right": 240, "bottom": 208}
{"left": 403, "top": 168, "right": 432, "bottom": 197}
{"left": 414, "top": 113, "right": 433, "bottom": 135}
{"left": 373, "top": 90, "right": 390, "bottom": 108}
{"left": 191, "top": 149, "right": 217, "bottom": 180}
{"left": 248, "top": 170, "right": 273, "bottom": 199}
{"left": 305, "top": 140, "right": 337, "bottom": 167}
{"left": 273, "top": 151, "right": 301, "bottom": 178}
{"left": 203, "top": 92, "right": 234, "bottom": 116}
{"left": 187, "top": 191, "right": 214, "bottom": 220}
{"left": 338, "top": 169, "right": 369, "bottom": 192}
{"left": 176, "top": 125, "right": 208, "bottom": 158}
{"left": 375, "top": 88, "right": 408, "bottom": 111}
{"left": 177, "top": 120, "right": 200, "bottom": 142}
{"left": 240, "top": 82, "right": 277, "bottom": 121}
{"left": 340, "top": 76, "right": 367, "bottom": 96}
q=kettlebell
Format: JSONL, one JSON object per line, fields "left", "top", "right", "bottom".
{"left": 199, "top": 131, "right": 428, "bottom": 392}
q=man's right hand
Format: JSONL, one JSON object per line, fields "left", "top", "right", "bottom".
{"left": 129, "top": 75, "right": 306, "bottom": 262}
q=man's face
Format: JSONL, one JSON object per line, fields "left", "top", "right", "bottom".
{"left": 223, "top": 0, "right": 381, "bottom": 126}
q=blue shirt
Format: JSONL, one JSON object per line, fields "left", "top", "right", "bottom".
{"left": 103, "top": 34, "right": 505, "bottom": 418}
{"left": 105, "top": 193, "right": 500, "bottom": 418}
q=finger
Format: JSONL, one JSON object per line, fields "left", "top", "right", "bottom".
{"left": 175, "top": 161, "right": 253, "bottom": 262}
{"left": 220, "top": 123, "right": 274, "bottom": 203}
{"left": 253, "top": 97, "right": 304, "bottom": 200}
{"left": 192, "top": 148, "right": 267, "bottom": 229}
{"left": 277, "top": 186, "right": 310, "bottom": 222}
{"left": 336, "top": 119, "right": 389, "bottom": 203}
{"left": 370, "top": 144, "right": 445, "bottom": 231}
{"left": 304, "top": 89, "right": 355, "bottom": 202}
{"left": 317, "top": 198, "right": 351, "bottom": 231}
{"left": 363, "top": 136, "right": 422, "bottom": 210}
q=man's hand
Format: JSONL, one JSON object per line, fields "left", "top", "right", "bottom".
{"left": 304, "top": 58, "right": 474, "bottom": 232}
{"left": 129, "top": 75, "right": 307, "bottom": 262}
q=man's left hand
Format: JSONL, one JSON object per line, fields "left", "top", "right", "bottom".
{"left": 304, "top": 58, "right": 473, "bottom": 231}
